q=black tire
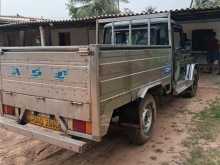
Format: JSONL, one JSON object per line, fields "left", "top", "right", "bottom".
{"left": 184, "top": 69, "right": 199, "bottom": 98}
{"left": 130, "top": 94, "right": 157, "bottom": 145}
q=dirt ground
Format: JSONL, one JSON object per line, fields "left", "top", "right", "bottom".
{"left": 0, "top": 73, "right": 220, "bottom": 165}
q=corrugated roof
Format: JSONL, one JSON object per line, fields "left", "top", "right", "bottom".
{"left": 0, "top": 15, "right": 47, "bottom": 24}
{"left": 1, "top": 6, "right": 220, "bottom": 27}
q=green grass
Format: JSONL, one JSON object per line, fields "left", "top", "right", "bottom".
{"left": 183, "top": 100, "right": 220, "bottom": 165}
{"left": 194, "top": 100, "right": 220, "bottom": 141}
{"left": 185, "top": 147, "right": 220, "bottom": 165}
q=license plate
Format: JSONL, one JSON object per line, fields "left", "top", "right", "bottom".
{"left": 27, "top": 113, "right": 61, "bottom": 131}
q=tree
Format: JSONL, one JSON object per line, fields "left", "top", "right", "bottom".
{"left": 67, "top": 0, "right": 129, "bottom": 18}
{"left": 123, "top": 8, "right": 134, "bottom": 14}
{"left": 190, "top": 0, "right": 220, "bottom": 8}
{"left": 142, "top": 6, "right": 156, "bottom": 14}
{"left": 190, "top": 0, "right": 194, "bottom": 8}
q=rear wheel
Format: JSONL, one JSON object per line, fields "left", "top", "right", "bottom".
{"left": 130, "top": 94, "right": 157, "bottom": 145}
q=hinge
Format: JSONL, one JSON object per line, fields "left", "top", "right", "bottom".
{"left": 88, "top": 51, "right": 95, "bottom": 56}
{"left": 78, "top": 48, "right": 94, "bottom": 56}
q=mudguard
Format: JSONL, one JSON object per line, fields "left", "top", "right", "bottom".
{"left": 137, "top": 82, "right": 161, "bottom": 99}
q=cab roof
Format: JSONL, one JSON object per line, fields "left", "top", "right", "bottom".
{"left": 104, "top": 18, "right": 173, "bottom": 28}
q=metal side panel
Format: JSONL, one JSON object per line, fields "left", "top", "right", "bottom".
{"left": 0, "top": 116, "right": 87, "bottom": 153}
{"left": 98, "top": 47, "right": 172, "bottom": 136}
{"left": 99, "top": 48, "right": 172, "bottom": 102}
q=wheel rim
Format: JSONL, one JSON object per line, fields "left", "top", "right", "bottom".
{"left": 142, "top": 105, "right": 153, "bottom": 135}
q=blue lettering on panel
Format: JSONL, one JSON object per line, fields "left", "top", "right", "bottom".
{"left": 54, "top": 69, "right": 69, "bottom": 81}
{"left": 162, "top": 64, "right": 172, "bottom": 76}
{"left": 32, "top": 68, "right": 42, "bottom": 79}
{"left": 11, "top": 67, "right": 21, "bottom": 77}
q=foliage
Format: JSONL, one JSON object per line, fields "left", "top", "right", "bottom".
{"left": 67, "top": 0, "right": 129, "bottom": 18}
{"left": 142, "top": 6, "right": 156, "bottom": 14}
{"left": 191, "top": 0, "right": 220, "bottom": 8}
{"left": 122, "top": 8, "right": 134, "bottom": 14}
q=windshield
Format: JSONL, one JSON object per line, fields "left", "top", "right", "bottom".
{"left": 104, "top": 23, "right": 169, "bottom": 46}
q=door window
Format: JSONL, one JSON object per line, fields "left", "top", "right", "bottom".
{"left": 173, "top": 28, "right": 184, "bottom": 50}
{"left": 104, "top": 28, "right": 112, "bottom": 44}
{"left": 115, "top": 29, "right": 129, "bottom": 45}
{"left": 132, "top": 28, "right": 148, "bottom": 45}
{"left": 103, "top": 22, "right": 169, "bottom": 46}
{"left": 150, "top": 23, "right": 169, "bottom": 45}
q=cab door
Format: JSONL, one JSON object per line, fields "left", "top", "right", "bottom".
{"left": 173, "top": 26, "right": 193, "bottom": 94}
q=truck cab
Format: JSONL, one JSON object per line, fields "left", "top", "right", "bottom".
{"left": 101, "top": 16, "right": 198, "bottom": 96}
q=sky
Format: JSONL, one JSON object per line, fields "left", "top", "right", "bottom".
{"left": 1, "top": 0, "right": 191, "bottom": 19}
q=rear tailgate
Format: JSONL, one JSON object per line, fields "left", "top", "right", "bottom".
{"left": 0, "top": 46, "right": 95, "bottom": 149}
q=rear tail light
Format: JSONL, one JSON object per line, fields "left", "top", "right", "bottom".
{"left": 3, "top": 105, "right": 15, "bottom": 116}
{"left": 86, "top": 121, "right": 92, "bottom": 135}
{"left": 72, "top": 119, "right": 92, "bottom": 135}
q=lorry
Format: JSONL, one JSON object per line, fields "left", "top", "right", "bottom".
{"left": 0, "top": 12, "right": 199, "bottom": 153}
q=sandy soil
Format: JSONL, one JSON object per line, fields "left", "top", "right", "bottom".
{"left": 0, "top": 73, "right": 220, "bottom": 165}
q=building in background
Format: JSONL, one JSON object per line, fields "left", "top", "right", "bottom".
{"left": 0, "top": 17, "right": 97, "bottom": 47}
{"left": 0, "top": 15, "right": 45, "bottom": 46}
{"left": 0, "top": 15, "right": 45, "bottom": 24}
{"left": 1, "top": 7, "right": 220, "bottom": 68}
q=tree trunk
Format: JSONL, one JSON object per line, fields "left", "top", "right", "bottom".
{"left": 190, "top": 0, "right": 194, "bottom": 8}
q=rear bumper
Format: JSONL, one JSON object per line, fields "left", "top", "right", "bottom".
{"left": 0, "top": 116, "right": 87, "bottom": 153}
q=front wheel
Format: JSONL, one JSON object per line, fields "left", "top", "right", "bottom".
{"left": 130, "top": 94, "right": 157, "bottom": 145}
